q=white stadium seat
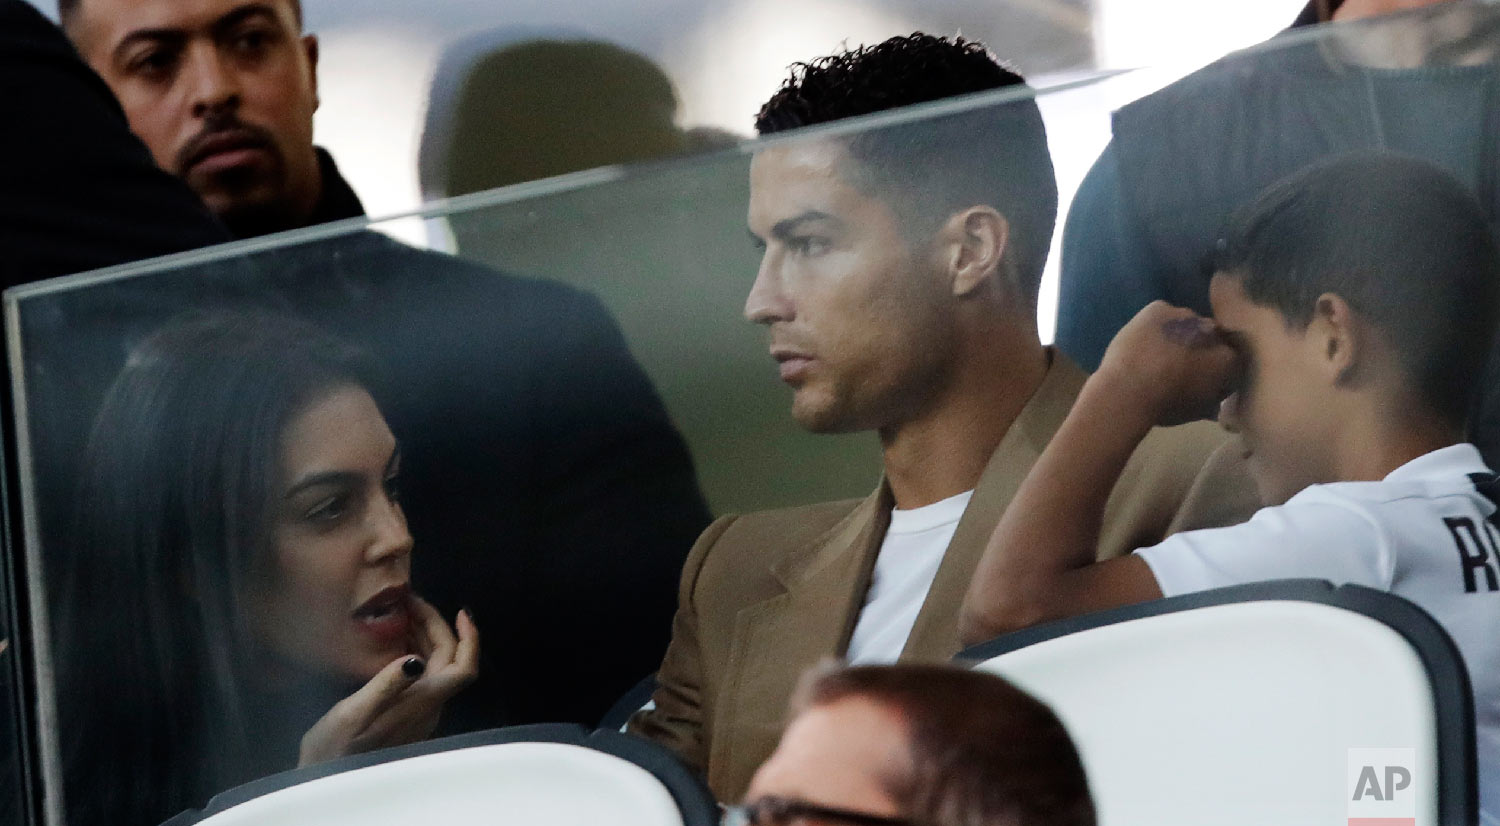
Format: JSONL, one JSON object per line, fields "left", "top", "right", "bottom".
{"left": 960, "top": 580, "right": 1476, "bottom": 826}
{"left": 162, "top": 725, "right": 717, "bottom": 826}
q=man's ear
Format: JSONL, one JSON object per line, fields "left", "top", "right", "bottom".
{"left": 1310, "top": 292, "right": 1361, "bottom": 383}
{"left": 941, "top": 206, "right": 1009, "bottom": 298}
{"left": 303, "top": 34, "right": 320, "bottom": 110}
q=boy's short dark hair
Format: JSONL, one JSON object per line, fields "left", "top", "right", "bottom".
{"left": 793, "top": 662, "right": 1095, "bottom": 826}
{"left": 754, "top": 33, "right": 1058, "bottom": 310}
{"left": 1212, "top": 152, "right": 1500, "bottom": 426}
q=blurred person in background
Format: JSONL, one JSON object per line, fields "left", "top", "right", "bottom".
{"left": 421, "top": 36, "right": 698, "bottom": 199}
{"left": 55, "top": 312, "right": 478, "bottom": 826}
{"left": 49, "top": 0, "right": 711, "bottom": 732}
{"left": 0, "top": 0, "right": 229, "bottom": 286}
{"left": 727, "top": 662, "right": 1094, "bottom": 826}
{"left": 1052, "top": 0, "right": 1500, "bottom": 467}
{"left": 630, "top": 32, "right": 1257, "bottom": 802}
{"left": 1056, "top": 0, "right": 1475, "bottom": 371}
{"left": 60, "top": 0, "right": 327, "bottom": 239}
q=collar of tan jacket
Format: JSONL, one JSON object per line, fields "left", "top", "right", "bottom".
{"left": 720, "top": 349, "right": 1086, "bottom": 698}
{"left": 768, "top": 347, "right": 1086, "bottom": 659}
{"left": 711, "top": 350, "right": 1087, "bottom": 792}
{"left": 765, "top": 347, "right": 1086, "bottom": 657}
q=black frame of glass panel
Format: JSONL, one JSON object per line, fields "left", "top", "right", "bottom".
{"left": 956, "top": 579, "right": 1479, "bottom": 826}
{"left": 0, "top": 339, "right": 42, "bottom": 826}
{"left": 1, "top": 307, "right": 62, "bottom": 826}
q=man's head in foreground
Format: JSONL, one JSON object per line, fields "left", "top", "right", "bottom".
{"left": 735, "top": 663, "right": 1094, "bottom": 826}
{"left": 1209, "top": 152, "right": 1499, "bottom": 504}
{"left": 62, "top": 0, "right": 322, "bottom": 236}
{"left": 745, "top": 33, "right": 1057, "bottom": 434}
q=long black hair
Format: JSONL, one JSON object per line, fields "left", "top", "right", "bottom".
{"left": 53, "top": 311, "right": 379, "bottom": 826}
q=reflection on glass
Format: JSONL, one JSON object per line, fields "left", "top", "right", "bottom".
{"left": 39, "top": 0, "right": 714, "bottom": 789}
{"left": 420, "top": 34, "right": 736, "bottom": 202}
{"left": 17, "top": 211, "right": 715, "bottom": 824}
{"left": 53, "top": 313, "right": 478, "bottom": 826}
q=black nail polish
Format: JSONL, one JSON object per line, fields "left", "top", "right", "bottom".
{"left": 402, "top": 657, "right": 425, "bottom": 678}
{"left": 461, "top": 605, "right": 474, "bottom": 622}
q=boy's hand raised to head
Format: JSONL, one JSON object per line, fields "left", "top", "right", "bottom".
{"left": 1095, "top": 301, "right": 1241, "bottom": 427}
{"left": 961, "top": 302, "right": 1191, "bottom": 644}
{"left": 961, "top": 303, "right": 1216, "bottom": 643}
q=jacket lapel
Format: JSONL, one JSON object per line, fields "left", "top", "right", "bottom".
{"left": 901, "top": 352, "right": 1087, "bottom": 659}
{"left": 709, "top": 487, "right": 891, "bottom": 792}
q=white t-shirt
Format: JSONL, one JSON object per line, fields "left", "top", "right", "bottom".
{"left": 845, "top": 489, "right": 974, "bottom": 665}
{"left": 1138, "top": 444, "right": 1500, "bottom": 823}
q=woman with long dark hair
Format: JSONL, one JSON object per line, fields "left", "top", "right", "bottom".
{"left": 53, "top": 312, "right": 478, "bottom": 826}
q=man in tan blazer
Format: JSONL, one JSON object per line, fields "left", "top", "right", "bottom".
{"left": 630, "top": 33, "right": 1258, "bottom": 802}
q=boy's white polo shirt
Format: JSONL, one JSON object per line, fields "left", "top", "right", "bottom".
{"left": 1138, "top": 443, "right": 1500, "bottom": 823}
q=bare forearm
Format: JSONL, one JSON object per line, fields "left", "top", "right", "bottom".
{"left": 960, "top": 372, "right": 1155, "bottom": 643}
{"left": 960, "top": 302, "right": 1233, "bottom": 644}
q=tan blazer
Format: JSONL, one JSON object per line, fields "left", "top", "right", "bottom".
{"left": 630, "top": 353, "right": 1259, "bottom": 801}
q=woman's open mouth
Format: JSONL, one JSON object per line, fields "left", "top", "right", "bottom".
{"left": 352, "top": 584, "right": 412, "bottom": 644}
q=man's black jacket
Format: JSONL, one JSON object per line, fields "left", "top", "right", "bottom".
{"left": 3, "top": 3, "right": 709, "bottom": 822}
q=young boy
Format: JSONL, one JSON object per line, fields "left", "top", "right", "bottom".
{"left": 959, "top": 152, "right": 1500, "bottom": 822}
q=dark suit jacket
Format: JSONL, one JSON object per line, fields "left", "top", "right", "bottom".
{"left": 0, "top": 4, "right": 234, "bottom": 824}
{"left": 631, "top": 352, "right": 1260, "bottom": 801}
{"left": 0, "top": 0, "right": 229, "bottom": 287}
{"left": 5, "top": 42, "right": 709, "bottom": 823}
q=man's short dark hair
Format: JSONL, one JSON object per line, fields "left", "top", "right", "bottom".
{"left": 755, "top": 33, "right": 1058, "bottom": 310}
{"left": 1212, "top": 151, "right": 1500, "bottom": 426}
{"left": 793, "top": 663, "right": 1095, "bottom": 826}
{"left": 60, "top": 0, "right": 304, "bottom": 32}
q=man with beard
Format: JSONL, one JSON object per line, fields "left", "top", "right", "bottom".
{"left": 1, "top": 0, "right": 227, "bottom": 285}
{"left": 59, "top": 0, "right": 338, "bottom": 239}
{"left": 630, "top": 33, "right": 1258, "bottom": 802}
{"left": 42, "top": 0, "right": 709, "bottom": 743}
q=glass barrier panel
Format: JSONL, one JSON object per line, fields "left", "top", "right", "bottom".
{"left": 5, "top": 76, "right": 1072, "bottom": 826}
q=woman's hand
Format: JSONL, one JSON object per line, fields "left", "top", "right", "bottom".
{"left": 298, "top": 599, "right": 479, "bottom": 766}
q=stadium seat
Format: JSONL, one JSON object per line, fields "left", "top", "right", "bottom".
{"left": 959, "top": 580, "right": 1476, "bottom": 826}
{"left": 160, "top": 724, "right": 718, "bottom": 826}
{"left": 601, "top": 673, "right": 658, "bottom": 731}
